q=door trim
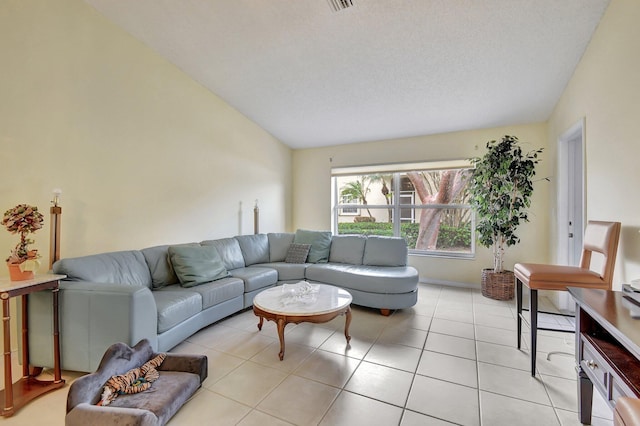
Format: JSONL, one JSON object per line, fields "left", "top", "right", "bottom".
{"left": 557, "top": 118, "right": 586, "bottom": 265}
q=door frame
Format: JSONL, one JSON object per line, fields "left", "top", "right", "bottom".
{"left": 556, "top": 118, "right": 586, "bottom": 311}
{"left": 557, "top": 118, "right": 586, "bottom": 266}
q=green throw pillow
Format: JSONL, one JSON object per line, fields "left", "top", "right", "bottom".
{"left": 293, "top": 229, "right": 332, "bottom": 263}
{"left": 168, "top": 245, "right": 230, "bottom": 287}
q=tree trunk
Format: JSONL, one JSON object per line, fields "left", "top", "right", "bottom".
{"left": 493, "top": 236, "right": 505, "bottom": 273}
{"left": 407, "top": 170, "right": 468, "bottom": 250}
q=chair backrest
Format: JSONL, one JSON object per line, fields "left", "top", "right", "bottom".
{"left": 580, "top": 220, "right": 621, "bottom": 288}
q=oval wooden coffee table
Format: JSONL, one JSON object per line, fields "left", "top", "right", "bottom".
{"left": 253, "top": 283, "right": 352, "bottom": 360}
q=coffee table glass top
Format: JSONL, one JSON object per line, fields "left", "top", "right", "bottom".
{"left": 253, "top": 283, "right": 352, "bottom": 316}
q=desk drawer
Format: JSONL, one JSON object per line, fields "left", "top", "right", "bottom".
{"left": 581, "top": 336, "right": 609, "bottom": 394}
{"left": 581, "top": 332, "right": 640, "bottom": 405}
{"left": 611, "top": 376, "right": 635, "bottom": 402}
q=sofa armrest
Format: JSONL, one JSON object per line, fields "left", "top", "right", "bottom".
{"left": 158, "top": 353, "right": 208, "bottom": 384}
{"left": 66, "top": 403, "right": 158, "bottom": 426}
{"left": 24, "top": 280, "right": 158, "bottom": 373}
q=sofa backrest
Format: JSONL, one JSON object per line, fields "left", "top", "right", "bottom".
{"left": 53, "top": 250, "right": 152, "bottom": 287}
{"left": 329, "top": 235, "right": 366, "bottom": 265}
{"left": 141, "top": 243, "right": 199, "bottom": 289}
{"left": 235, "top": 234, "right": 269, "bottom": 266}
{"left": 200, "top": 238, "right": 245, "bottom": 270}
{"left": 293, "top": 229, "right": 332, "bottom": 263}
{"left": 362, "top": 236, "right": 408, "bottom": 266}
{"left": 267, "top": 233, "right": 295, "bottom": 262}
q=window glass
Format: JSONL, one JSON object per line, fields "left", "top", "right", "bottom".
{"left": 333, "top": 166, "right": 474, "bottom": 257}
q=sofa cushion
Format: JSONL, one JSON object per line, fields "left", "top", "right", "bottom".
{"left": 305, "top": 263, "right": 418, "bottom": 294}
{"left": 329, "top": 235, "right": 366, "bottom": 265}
{"left": 200, "top": 238, "right": 245, "bottom": 270}
{"left": 184, "top": 277, "right": 244, "bottom": 309}
{"left": 152, "top": 290, "right": 202, "bottom": 333}
{"left": 108, "top": 371, "right": 201, "bottom": 424}
{"left": 235, "top": 234, "right": 270, "bottom": 266}
{"left": 168, "top": 245, "right": 230, "bottom": 287}
{"left": 362, "top": 236, "right": 408, "bottom": 266}
{"left": 259, "top": 262, "right": 308, "bottom": 282}
{"left": 285, "top": 243, "right": 311, "bottom": 264}
{"left": 53, "top": 250, "right": 152, "bottom": 288}
{"left": 268, "top": 233, "right": 295, "bottom": 262}
{"left": 294, "top": 229, "right": 332, "bottom": 263}
{"left": 229, "top": 267, "right": 278, "bottom": 292}
{"left": 142, "top": 244, "right": 197, "bottom": 289}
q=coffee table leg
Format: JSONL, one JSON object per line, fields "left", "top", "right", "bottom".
{"left": 257, "top": 316, "right": 264, "bottom": 331}
{"left": 344, "top": 306, "right": 352, "bottom": 343}
{"left": 277, "top": 318, "right": 286, "bottom": 361}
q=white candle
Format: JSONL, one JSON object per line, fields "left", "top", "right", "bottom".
{"left": 52, "top": 188, "right": 62, "bottom": 206}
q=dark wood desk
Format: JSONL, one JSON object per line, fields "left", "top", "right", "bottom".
{"left": 568, "top": 287, "right": 640, "bottom": 425}
{"left": 0, "top": 274, "right": 66, "bottom": 416}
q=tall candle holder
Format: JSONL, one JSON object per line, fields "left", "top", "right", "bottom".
{"left": 49, "top": 189, "right": 62, "bottom": 270}
{"left": 254, "top": 200, "right": 259, "bottom": 235}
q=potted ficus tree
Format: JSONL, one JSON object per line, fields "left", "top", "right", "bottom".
{"left": 2, "top": 204, "right": 44, "bottom": 281}
{"left": 468, "top": 135, "right": 543, "bottom": 300}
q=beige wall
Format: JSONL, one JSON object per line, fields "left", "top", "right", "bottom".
{"left": 0, "top": 0, "right": 292, "bottom": 272}
{"left": 548, "top": 0, "right": 640, "bottom": 289}
{"left": 293, "top": 124, "right": 551, "bottom": 286}
{"left": 4, "top": 0, "right": 636, "bottom": 300}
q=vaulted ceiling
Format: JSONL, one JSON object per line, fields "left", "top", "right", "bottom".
{"left": 83, "top": 0, "right": 610, "bottom": 149}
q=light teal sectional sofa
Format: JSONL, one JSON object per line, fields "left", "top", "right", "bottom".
{"left": 26, "top": 231, "right": 418, "bottom": 372}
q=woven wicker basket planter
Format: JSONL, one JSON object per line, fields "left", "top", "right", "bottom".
{"left": 481, "top": 269, "right": 515, "bottom": 301}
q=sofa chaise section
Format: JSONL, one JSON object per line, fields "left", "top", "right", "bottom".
{"left": 305, "top": 235, "right": 419, "bottom": 314}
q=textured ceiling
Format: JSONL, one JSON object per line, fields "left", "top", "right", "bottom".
{"left": 83, "top": 0, "right": 610, "bottom": 149}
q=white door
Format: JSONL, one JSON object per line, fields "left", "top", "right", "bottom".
{"left": 558, "top": 120, "right": 585, "bottom": 267}
{"left": 557, "top": 120, "right": 585, "bottom": 311}
{"left": 566, "top": 133, "right": 584, "bottom": 266}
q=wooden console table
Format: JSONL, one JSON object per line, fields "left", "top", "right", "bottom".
{"left": 568, "top": 287, "right": 640, "bottom": 424}
{"left": 0, "top": 274, "right": 66, "bottom": 416}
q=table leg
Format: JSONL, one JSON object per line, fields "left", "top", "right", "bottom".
{"left": 277, "top": 318, "right": 286, "bottom": 361}
{"left": 21, "top": 295, "right": 29, "bottom": 378}
{"left": 2, "top": 297, "right": 13, "bottom": 415}
{"left": 52, "top": 288, "right": 62, "bottom": 384}
{"left": 344, "top": 306, "right": 352, "bottom": 343}
{"left": 578, "top": 368, "right": 593, "bottom": 424}
{"left": 257, "top": 316, "right": 264, "bottom": 331}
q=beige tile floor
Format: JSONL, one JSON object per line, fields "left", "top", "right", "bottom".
{"left": 1, "top": 283, "right": 615, "bottom": 425}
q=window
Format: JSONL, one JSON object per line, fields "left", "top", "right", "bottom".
{"left": 391, "top": 190, "right": 415, "bottom": 223}
{"left": 332, "top": 160, "right": 474, "bottom": 257}
{"left": 339, "top": 195, "right": 359, "bottom": 215}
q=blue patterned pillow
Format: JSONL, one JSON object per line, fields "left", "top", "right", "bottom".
{"left": 285, "top": 243, "right": 311, "bottom": 264}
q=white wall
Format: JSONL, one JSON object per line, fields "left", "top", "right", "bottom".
{"left": 0, "top": 0, "right": 292, "bottom": 269}
{"left": 293, "top": 123, "right": 550, "bottom": 286}
{"left": 548, "top": 0, "right": 640, "bottom": 288}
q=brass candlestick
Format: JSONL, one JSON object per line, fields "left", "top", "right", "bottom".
{"left": 49, "top": 189, "right": 62, "bottom": 270}
{"left": 254, "top": 200, "right": 259, "bottom": 234}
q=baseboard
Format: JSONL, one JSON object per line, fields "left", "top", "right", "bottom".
{"left": 419, "top": 278, "right": 478, "bottom": 289}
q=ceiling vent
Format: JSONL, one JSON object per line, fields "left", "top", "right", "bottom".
{"left": 328, "top": 0, "right": 355, "bottom": 13}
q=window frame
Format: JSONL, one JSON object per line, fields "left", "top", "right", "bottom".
{"left": 331, "top": 160, "right": 475, "bottom": 259}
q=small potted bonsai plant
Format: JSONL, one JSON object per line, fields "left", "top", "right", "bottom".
{"left": 2, "top": 204, "right": 44, "bottom": 281}
{"left": 468, "top": 135, "right": 543, "bottom": 300}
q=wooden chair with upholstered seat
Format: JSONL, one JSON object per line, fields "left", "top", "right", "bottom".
{"left": 614, "top": 397, "right": 640, "bottom": 426}
{"left": 514, "top": 220, "right": 621, "bottom": 376}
